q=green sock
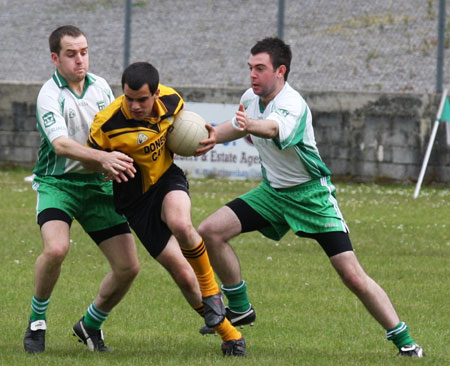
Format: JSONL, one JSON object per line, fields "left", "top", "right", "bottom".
{"left": 221, "top": 280, "right": 251, "bottom": 313}
{"left": 386, "top": 321, "right": 415, "bottom": 349}
{"left": 83, "top": 303, "right": 109, "bottom": 330}
{"left": 30, "top": 296, "right": 50, "bottom": 321}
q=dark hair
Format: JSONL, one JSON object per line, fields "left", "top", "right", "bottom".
{"left": 251, "top": 37, "right": 292, "bottom": 81}
{"left": 49, "top": 25, "right": 85, "bottom": 55}
{"left": 121, "top": 62, "right": 159, "bottom": 94}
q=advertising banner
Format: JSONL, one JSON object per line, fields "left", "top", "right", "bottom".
{"left": 175, "top": 102, "right": 262, "bottom": 180}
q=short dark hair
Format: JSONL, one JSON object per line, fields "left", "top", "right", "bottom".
{"left": 49, "top": 25, "right": 85, "bottom": 55}
{"left": 251, "top": 37, "right": 292, "bottom": 81}
{"left": 121, "top": 62, "right": 159, "bottom": 94}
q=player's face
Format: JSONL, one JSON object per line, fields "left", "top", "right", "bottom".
{"left": 52, "top": 35, "right": 89, "bottom": 84}
{"left": 248, "top": 52, "right": 285, "bottom": 103}
{"left": 123, "top": 83, "right": 160, "bottom": 120}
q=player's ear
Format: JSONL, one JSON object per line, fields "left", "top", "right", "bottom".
{"left": 154, "top": 88, "right": 160, "bottom": 99}
{"left": 51, "top": 52, "right": 59, "bottom": 67}
{"left": 277, "top": 65, "right": 286, "bottom": 79}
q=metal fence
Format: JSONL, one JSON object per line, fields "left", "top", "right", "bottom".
{"left": 0, "top": 0, "right": 448, "bottom": 94}
{"left": 121, "top": 0, "right": 449, "bottom": 94}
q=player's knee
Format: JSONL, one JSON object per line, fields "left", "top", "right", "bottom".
{"left": 114, "top": 260, "right": 140, "bottom": 281}
{"left": 197, "top": 220, "right": 208, "bottom": 238}
{"left": 43, "top": 243, "right": 69, "bottom": 263}
{"left": 339, "top": 270, "right": 368, "bottom": 295}
{"left": 197, "top": 221, "right": 226, "bottom": 247}
{"left": 126, "top": 261, "right": 140, "bottom": 280}
{"left": 171, "top": 219, "right": 195, "bottom": 243}
{"left": 197, "top": 220, "right": 219, "bottom": 244}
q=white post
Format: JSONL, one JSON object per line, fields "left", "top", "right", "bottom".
{"left": 413, "top": 88, "right": 448, "bottom": 198}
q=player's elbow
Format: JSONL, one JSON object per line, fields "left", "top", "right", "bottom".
{"left": 267, "top": 120, "right": 279, "bottom": 138}
{"left": 52, "top": 137, "right": 68, "bottom": 156}
{"left": 266, "top": 125, "right": 278, "bottom": 138}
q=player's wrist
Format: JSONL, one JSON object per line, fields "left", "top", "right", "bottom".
{"left": 231, "top": 116, "right": 240, "bottom": 130}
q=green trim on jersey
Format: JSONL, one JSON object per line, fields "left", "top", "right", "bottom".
{"left": 261, "top": 164, "right": 268, "bottom": 182}
{"left": 294, "top": 144, "right": 331, "bottom": 178}
{"left": 242, "top": 99, "right": 252, "bottom": 110}
{"left": 269, "top": 102, "right": 331, "bottom": 179}
{"left": 34, "top": 111, "right": 67, "bottom": 176}
{"left": 52, "top": 70, "right": 95, "bottom": 99}
{"left": 240, "top": 83, "right": 332, "bottom": 187}
{"left": 280, "top": 109, "right": 307, "bottom": 149}
{"left": 34, "top": 71, "right": 114, "bottom": 177}
{"left": 258, "top": 99, "right": 264, "bottom": 113}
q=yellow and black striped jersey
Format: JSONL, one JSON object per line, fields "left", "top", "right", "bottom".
{"left": 88, "top": 84, "right": 184, "bottom": 209}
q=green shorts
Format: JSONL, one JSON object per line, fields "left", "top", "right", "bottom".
{"left": 239, "top": 177, "right": 349, "bottom": 241}
{"left": 32, "top": 173, "right": 127, "bottom": 233}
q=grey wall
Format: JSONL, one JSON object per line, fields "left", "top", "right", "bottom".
{"left": 0, "top": 83, "right": 448, "bottom": 183}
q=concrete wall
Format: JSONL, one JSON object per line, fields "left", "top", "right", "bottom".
{"left": 1, "top": 82, "right": 448, "bottom": 183}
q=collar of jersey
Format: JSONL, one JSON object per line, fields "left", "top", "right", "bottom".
{"left": 120, "top": 95, "right": 168, "bottom": 125}
{"left": 52, "top": 70, "right": 94, "bottom": 92}
{"left": 258, "top": 82, "right": 289, "bottom": 113}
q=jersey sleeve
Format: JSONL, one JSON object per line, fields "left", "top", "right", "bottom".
{"left": 96, "top": 75, "right": 115, "bottom": 104}
{"left": 158, "top": 85, "right": 184, "bottom": 121}
{"left": 36, "top": 88, "right": 68, "bottom": 144}
{"left": 87, "top": 114, "right": 112, "bottom": 151}
{"left": 240, "top": 88, "right": 254, "bottom": 109}
{"left": 266, "top": 93, "right": 309, "bottom": 150}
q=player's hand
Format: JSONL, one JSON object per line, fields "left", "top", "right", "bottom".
{"left": 233, "top": 103, "right": 248, "bottom": 131}
{"left": 195, "top": 124, "right": 217, "bottom": 156}
{"left": 101, "top": 151, "right": 136, "bottom": 183}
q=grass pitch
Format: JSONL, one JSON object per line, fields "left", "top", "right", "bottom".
{"left": 0, "top": 167, "right": 448, "bottom": 365}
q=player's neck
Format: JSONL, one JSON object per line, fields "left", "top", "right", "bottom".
{"left": 69, "top": 80, "right": 85, "bottom": 96}
{"left": 260, "top": 82, "right": 285, "bottom": 108}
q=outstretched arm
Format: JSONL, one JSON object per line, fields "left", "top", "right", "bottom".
{"left": 232, "top": 103, "right": 278, "bottom": 138}
{"left": 52, "top": 136, "right": 136, "bottom": 182}
{"left": 194, "top": 105, "right": 250, "bottom": 156}
{"left": 196, "top": 102, "right": 279, "bottom": 156}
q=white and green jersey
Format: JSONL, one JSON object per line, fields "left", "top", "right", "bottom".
{"left": 34, "top": 71, "right": 114, "bottom": 176}
{"left": 241, "top": 82, "right": 331, "bottom": 188}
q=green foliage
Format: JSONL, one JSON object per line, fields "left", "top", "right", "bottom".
{"left": 1, "top": 168, "right": 449, "bottom": 365}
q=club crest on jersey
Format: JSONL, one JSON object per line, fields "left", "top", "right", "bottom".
{"left": 97, "top": 101, "right": 106, "bottom": 110}
{"left": 42, "top": 112, "right": 56, "bottom": 127}
{"left": 137, "top": 133, "right": 149, "bottom": 145}
{"left": 277, "top": 108, "right": 289, "bottom": 117}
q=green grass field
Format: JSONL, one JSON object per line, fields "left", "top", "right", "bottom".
{"left": 1, "top": 167, "right": 448, "bottom": 365}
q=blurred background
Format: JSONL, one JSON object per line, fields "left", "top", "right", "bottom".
{"left": 0, "top": 0, "right": 448, "bottom": 94}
